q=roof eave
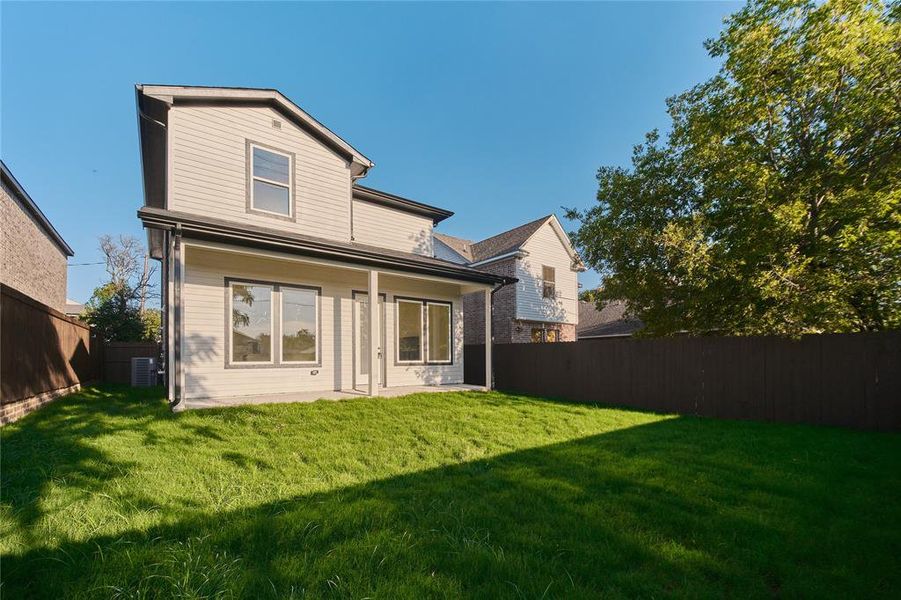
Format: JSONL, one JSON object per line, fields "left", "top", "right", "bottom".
{"left": 352, "top": 185, "right": 454, "bottom": 224}
{"left": 138, "top": 207, "right": 508, "bottom": 285}
{"left": 0, "top": 161, "right": 74, "bottom": 257}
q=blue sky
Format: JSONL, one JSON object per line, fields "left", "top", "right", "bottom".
{"left": 1, "top": 1, "right": 739, "bottom": 304}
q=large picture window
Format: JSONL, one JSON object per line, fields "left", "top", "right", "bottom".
{"left": 396, "top": 298, "right": 453, "bottom": 365}
{"left": 228, "top": 280, "right": 319, "bottom": 367}
{"left": 427, "top": 303, "right": 451, "bottom": 363}
{"left": 281, "top": 287, "right": 318, "bottom": 364}
{"left": 397, "top": 299, "right": 423, "bottom": 362}
{"left": 231, "top": 283, "right": 273, "bottom": 363}
{"left": 250, "top": 144, "right": 293, "bottom": 217}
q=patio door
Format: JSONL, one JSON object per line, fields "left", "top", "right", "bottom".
{"left": 353, "top": 292, "right": 386, "bottom": 392}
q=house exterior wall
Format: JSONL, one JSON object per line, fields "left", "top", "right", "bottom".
{"left": 515, "top": 221, "right": 578, "bottom": 325}
{"left": 0, "top": 178, "right": 67, "bottom": 311}
{"left": 463, "top": 258, "right": 516, "bottom": 344}
{"left": 179, "top": 245, "right": 464, "bottom": 400}
{"left": 168, "top": 104, "right": 353, "bottom": 243}
{"left": 508, "top": 320, "right": 577, "bottom": 343}
{"left": 352, "top": 199, "right": 433, "bottom": 256}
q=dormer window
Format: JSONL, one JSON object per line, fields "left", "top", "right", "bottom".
{"left": 248, "top": 143, "right": 294, "bottom": 218}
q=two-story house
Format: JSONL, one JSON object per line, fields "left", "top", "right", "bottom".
{"left": 435, "top": 215, "right": 583, "bottom": 344}
{"left": 135, "top": 85, "right": 513, "bottom": 409}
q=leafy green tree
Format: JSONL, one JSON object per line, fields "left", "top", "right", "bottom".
{"left": 82, "top": 235, "right": 160, "bottom": 342}
{"left": 579, "top": 288, "right": 603, "bottom": 303}
{"left": 568, "top": 0, "right": 900, "bottom": 336}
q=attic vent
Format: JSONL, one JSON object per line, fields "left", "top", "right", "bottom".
{"left": 131, "top": 357, "right": 157, "bottom": 387}
{"left": 272, "top": 119, "right": 282, "bottom": 130}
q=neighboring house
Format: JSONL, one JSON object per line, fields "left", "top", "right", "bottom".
{"left": 1, "top": 161, "right": 73, "bottom": 311}
{"left": 65, "top": 300, "right": 85, "bottom": 318}
{"left": 577, "top": 300, "right": 643, "bottom": 339}
{"left": 135, "top": 85, "right": 512, "bottom": 408}
{"left": 436, "top": 215, "right": 584, "bottom": 344}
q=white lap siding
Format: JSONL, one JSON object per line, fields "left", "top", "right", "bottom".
{"left": 169, "top": 105, "right": 353, "bottom": 243}
{"left": 514, "top": 221, "right": 578, "bottom": 324}
{"left": 181, "top": 246, "right": 464, "bottom": 399}
{"left": 352, "top": 199, "right": 434, "bottom": 256}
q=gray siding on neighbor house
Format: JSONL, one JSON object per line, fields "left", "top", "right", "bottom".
{"left": 0, "top": 178, "right": 68, "bottom": 311}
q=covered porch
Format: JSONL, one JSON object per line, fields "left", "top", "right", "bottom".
{"left": 164, "top": 236, "right": 503, "bottom": 407}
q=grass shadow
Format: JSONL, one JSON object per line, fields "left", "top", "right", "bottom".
{"left": 2, "top": 389, "right": 899, "bottom": 598}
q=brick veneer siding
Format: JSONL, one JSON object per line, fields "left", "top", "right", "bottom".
{"left": 1, "top": 179, "right": 68, "bottom": 312}
{"left": 463, "top": 258, "right": 516, "bottom": 344}
{"left": 463, "top": 257, "right": 576, "bottom": 344}
{"left": 509, "top": 320, "right": 576, "bottom": 343}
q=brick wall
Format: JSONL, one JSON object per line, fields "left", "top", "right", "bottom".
{"left": 463, "top": 258, "right": 576, "bottom": 344}
{"left": 463, "top": 258, "right": 516, "bottom": 344}
{"left": 509, "top": 320, "right": 576, "bottom": 343}
{"left": 1, "top": 179, "right": 68, "bottom": 312}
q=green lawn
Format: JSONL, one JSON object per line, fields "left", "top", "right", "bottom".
{"left": 1, "top": 387, "right": 899, "bottom": 598}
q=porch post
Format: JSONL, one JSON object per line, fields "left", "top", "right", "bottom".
{"left": 484, "top": 288, "right": 492, "bottom": 391}
{"left": 368, "top": 270, "right": 380, "bottom": 397}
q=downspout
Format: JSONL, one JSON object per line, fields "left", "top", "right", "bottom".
{"left": 160, "top": 230, "right": 169, "bottom": 392}
{"left": 487, "top": 276, "right": 517, "bottom": 388}
{"left": 171, "top": 224, "right": 183, "bottom": 411}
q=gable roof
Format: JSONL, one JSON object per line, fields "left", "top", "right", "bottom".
{"left": 577, "top": 300, "right": 643, "bottom": 338}
{"left": 1, "top": 161, "right": 74, "bottom": 257}
{"left": 137, "top": 85, "right": 373, "bottom": 176}
{"left": 433, "top": 232, "right": 475, "bottom": 262}
{"left": 469, "top": 215, "right": 551, "bottom": 263}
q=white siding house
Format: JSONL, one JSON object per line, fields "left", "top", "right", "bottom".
{"left": 442, "top": 216, "right": 583, "bottom": 344}
{"left": 515, "top": 218, "right": 579, "bottom": 325}
{"left": 136, "top": 85, "right": 508, "bottom": 409}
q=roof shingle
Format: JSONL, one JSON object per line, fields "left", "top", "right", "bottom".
{"left": 468, "top": 215, "right": 551, "bottom": 263}
{"left": 577, "top": 300, "right": 643, "bottom": 338}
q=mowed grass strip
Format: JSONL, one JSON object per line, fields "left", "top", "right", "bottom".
{"left": 1, "top": 385, "right": 899, "bottom": 598}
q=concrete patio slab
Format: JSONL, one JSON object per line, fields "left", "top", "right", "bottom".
{"left": 180, "top": 383, "right": 487, "bottom": 411}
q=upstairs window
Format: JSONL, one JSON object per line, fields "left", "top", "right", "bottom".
{"left": 542, "top": 266, "right": 556, "bottom": 299}
{"left": 250, "top": 144, "right": 293, "bottom": 217}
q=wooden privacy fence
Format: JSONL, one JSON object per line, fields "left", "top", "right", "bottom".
{"left": 465, "top": 332, "right": 901, "bottom": 431}
{"left": 1, "top": 284, "right": 101, "bottom": 405}
{"left": 103, "top": 342, "right": 161, "bottom": 385}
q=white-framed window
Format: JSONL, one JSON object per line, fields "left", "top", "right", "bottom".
{"left": 280, "top": 286, "right": 318, "bottom": 364}
{"left": 230, "top": 282, "right": 274, "bottom": 363}
{"left": 542, "top": 265, "right": 556, "bottom": 299}
{"left": 396, "top": 299, "right": 423, "bottom": 363}
{"left": 250, "top": 144, "right": 293, "bottom": 217}
{"left": 426, "top": 302, "right": 452, "bottom": 363}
